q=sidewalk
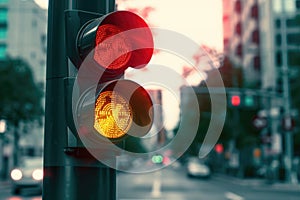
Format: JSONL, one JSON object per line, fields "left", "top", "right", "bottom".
{"left": 214, "top": 173, "right": 300, "bottom": 192}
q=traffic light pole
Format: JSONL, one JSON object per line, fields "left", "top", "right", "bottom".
{"left": 44, "top": 0, "right": 116, "bottom": 199}
{"left": 43, "top": 0, "right": 68, "bottom": 199}
{"left": 280, "top": 0, "right": 294, "bottom": 184}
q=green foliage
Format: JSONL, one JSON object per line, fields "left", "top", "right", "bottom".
{"left": 0, "top": 58, "right": 44, "bottom": 125}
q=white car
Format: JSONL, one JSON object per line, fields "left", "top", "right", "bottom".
{"left": 186, "top": 157, "right": 211, "bottom": 178}
{"left": 10, "top": 157, "right": 43, "bottom": 194}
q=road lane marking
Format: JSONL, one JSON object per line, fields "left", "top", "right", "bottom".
{"left": 225, "top": 192, "right": 245, "bottom": 200}
{"left": 151, "top": 171, "right": 161, "bottom": 197}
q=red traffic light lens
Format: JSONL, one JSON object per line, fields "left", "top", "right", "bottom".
{"left": 94, "top": 24, "right": 132, "bottom": 70}
{"left": 77, "top": 11, "right": 154, "bottom": 73}
{"left": 100, "top": 11, "right": 153, "bottom": 69}
{"left": 231, "top": 95, "right": 240, "bottom": 106}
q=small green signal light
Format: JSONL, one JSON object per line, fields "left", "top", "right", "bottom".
{"left": 244, "top": 95, "right": 254, "bottom": 107}
{"left": 151, "top": 155, "right": 163, "bottom": 164}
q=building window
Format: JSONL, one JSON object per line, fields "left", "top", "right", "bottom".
{"left": 235, "top": 0, "right": 242, "bottom": 13}
{"left": 276, "top": 51, "right": 282, "bottom": 66}
{"left": 287, "top": 33, "right": 300, "bottom": 45}
{"left": 273, "top": 0, "right": 282, "bottom": 13}
{"left": 275, "top": 34, "right": 281, "bottom": 46}
{"left": 252, "top": 29, "right": 259, "bottom": 44}
{"left": 235, "top": 22, "right": 242, "bottom": 35}
{"left": 236, "top": 43, "right": 243, "bottom": 57}
{"left": 0, "top": 28, "right": 7, "bottom": 39}
{"left": 296, "top": 0, "right": 300, "bottom": 9}
{"left": 0, "top": 8, "right": 7, "bottom": 23}
{"left": 275, "top": 19, "right": 281, "bottom": 29}
{"left": 251, "top": 4, "right": 259, "bottom": 19}
{"left": 274, "top": 0, "right": 298, "bottom": 12}
{"left": 253, "top": 55, "right": 261, "bottom": 71}
{"left": 286, "top": 17, "right": 300, "bottom": 27}
{"left": 288, "top": 50, "right": 300, "bottom": 66}
{"left": 0, "top": 43, "right": 6, "bottom": 59}
{"left": 223, "top": 38, "right": 229, "bottom": 47}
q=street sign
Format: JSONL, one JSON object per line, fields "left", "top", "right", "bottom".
{"left": 252, "top": 116, "right": 267, "bottom": 130}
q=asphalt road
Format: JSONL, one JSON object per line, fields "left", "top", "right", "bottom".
{"left": 0, "top": 164, "right": 299, "bottom": 200}
{"left": 117, "top": 164, "right": 300, "bottom": 200}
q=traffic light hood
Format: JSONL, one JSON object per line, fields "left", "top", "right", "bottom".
{"left": 77, "top": 10, "right": 154, "bottom": 73}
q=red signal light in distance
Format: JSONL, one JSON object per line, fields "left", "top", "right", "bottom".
{"left": 215, "top": 144, "right": 224, "bottom": 154}
{"left": 231, "top": 95, "right": 240, "bottom": 106}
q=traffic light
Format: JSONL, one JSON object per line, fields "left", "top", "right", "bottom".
{"left": 228, "top": 90, "right": 258, "bottom": 109}
{"left": 214, "top": 143, "right": 224, "bottom": 154}
{"left": 229, "top": 94, "right": 241, "bottom": 107}
{"left": 243, "top": 93, "right": 258, "bottom": 109}
{"left": 151, "top": 154, "right": 164, "bottom": 164}
{"left": 65, "top": 10, "right": 154, "bottom": 144}
{"left": 244, "top": 94, "right": 254, "bottom": 107}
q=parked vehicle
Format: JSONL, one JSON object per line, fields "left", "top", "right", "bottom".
{"left": 186, "top": 157, "right": 211, "bottom": 178}
{"left": 10, "top": 157, "right": 43, "bottom": 194}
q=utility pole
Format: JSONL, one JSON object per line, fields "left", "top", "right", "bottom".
{"left": 280, "top": 0, "right": 294, "bottom": 183}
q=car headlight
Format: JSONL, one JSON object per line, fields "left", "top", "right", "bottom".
{"left": 32, "top": 169, "right": 43, "bottom": 181}
{"left": 11, "top": 169, "right": 23, "bottom": 181}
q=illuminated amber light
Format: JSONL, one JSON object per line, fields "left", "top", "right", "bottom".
{"left": 94, "top": 24, "right": 132, "bottom": 70}
{"left": 94, "top": 91, "right": 132, "bottom": 139}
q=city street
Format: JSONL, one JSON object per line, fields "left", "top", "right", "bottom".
{"left": 0, "top": 163, "right": 299, "bottom": 200}
{"left": 117, "top": 164, "right": 300, "bottom": 200}
{"left": 1, "top": 0, "right": 300, "bottom": 200}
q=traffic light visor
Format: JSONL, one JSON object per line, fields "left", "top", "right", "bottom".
{"left": 78, "top": 11, "right": 154, "bottom": 72}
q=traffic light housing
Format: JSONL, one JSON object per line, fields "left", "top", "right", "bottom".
{"left": 65, "top": 10, "right": 154, "bottom": 145}
{"left": 227, "top": 90, "right": 258, "bottom": 109}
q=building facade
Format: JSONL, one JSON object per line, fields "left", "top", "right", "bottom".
{"left": 0, "top": 0, "right": 8, "bottom": 60}
{"left": 223, "top": 0, "right": 261, "bottom": 87}
{"left": 1, "top": 0, "right": 47, "bottom": 159}
{"left": 259, "top": 0, "right": 300, "bottom": 90}
{"left": 7, "top": 0, "right": 47, "bottom": 84}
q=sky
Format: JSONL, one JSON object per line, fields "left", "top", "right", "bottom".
{"left": 35, "top": 0, "right": 223, "bottom": 50}
{"left": 35, "top": 0, "right": 223, "bottom": 130}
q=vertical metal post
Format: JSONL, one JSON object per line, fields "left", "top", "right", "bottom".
{"left": 43, "top": 0, "right": 69, "bottom": 199}
{"left": 280, "top": 0, "right": 293, "bottom": 183}
{"left": 44, "top": 0, "right": 116, "bottom": 199}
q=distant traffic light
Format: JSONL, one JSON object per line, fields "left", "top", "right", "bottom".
{"left": 151, "top": 154, "right": 163, "bottom": 164}
{"left": 244, "top": 95, "right": 254, "bottom": 107}
{"left": 227, "top": 90, "right": 258, "bottom": 109}
{"left": 214, "top": 143, "right": 224, "bottom": 154}
{"left": 230, "top": 95, "right": 241, "bottom": 107}
{"left": 65, "top": 10, "right": 154, "bottom": 143}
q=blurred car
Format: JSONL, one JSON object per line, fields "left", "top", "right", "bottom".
{"left": 10, "top": 157, "right": 43, "bottom": 194}
{"left": 186, "top": 157, "right": 211, "bottom": 178}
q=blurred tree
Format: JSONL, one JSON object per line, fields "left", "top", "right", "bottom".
{"left": 0, "top": 58, "right": 44, "bottom": 166}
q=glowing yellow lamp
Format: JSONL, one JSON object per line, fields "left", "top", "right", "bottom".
{"left": 94, "top": 90, "right": 133, "bottom": 139}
